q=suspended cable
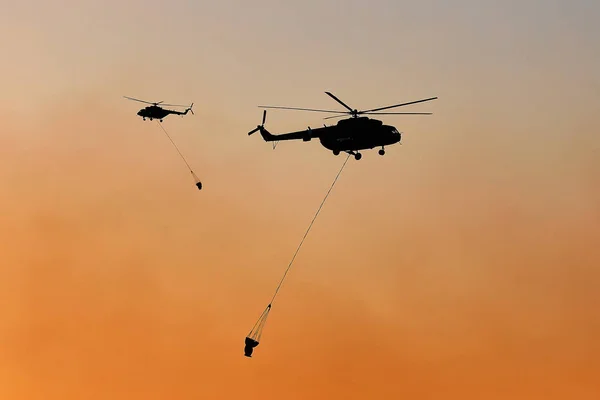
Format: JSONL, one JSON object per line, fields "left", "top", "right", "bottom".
{"left": 244, "top": 153, "right": 351, "bottom": 358}
{"left": 157, "top": 121, "right": 202, "bottom": 190}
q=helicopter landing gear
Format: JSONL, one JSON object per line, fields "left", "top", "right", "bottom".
{"left": 379, "top": 147, "right": 385, "bottom": 156}
{"left": 160, "top": 119, "right": 163, "bottom": 123}
{"left": 333, "top": 149, "right": 340, "bottom": 156}
{"left": 143, "top": 117, "right": 146, "bottom": 121}
{"left": 345, "top": 150, "right": 362, "bottom": 160}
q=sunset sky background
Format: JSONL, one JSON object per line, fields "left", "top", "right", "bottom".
{"left": 1, "top": 0, "right": 599, "bottom": 398}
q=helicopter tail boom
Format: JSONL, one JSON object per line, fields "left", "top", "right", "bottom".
{"left": 248, "top": 127, "right": 276, "bottom": 141}
{"left": 258, "top": 128, "right": 276, "bottom": 141}
{"left": 170, "top": 103, "right": 194, "bottom": 116}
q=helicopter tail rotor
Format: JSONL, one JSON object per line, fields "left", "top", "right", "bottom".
{"left": 187, "top": 103, "right": 194, "bottom": 115}
{"left": 248, "top": 110, "right": 267, "bottom": 136}
{"left": 248, "top": 110, "right": 276, "bottom": 142}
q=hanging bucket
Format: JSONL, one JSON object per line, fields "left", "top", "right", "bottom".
{"left": 244, "top": 337, "right": 260, "bottom": 357}
{"left": 244, "top": 304, "right": 271, "bottom": 358}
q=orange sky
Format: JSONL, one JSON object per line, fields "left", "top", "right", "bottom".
{"left": 2, "top": 1, "right": 600, "bottom": 399}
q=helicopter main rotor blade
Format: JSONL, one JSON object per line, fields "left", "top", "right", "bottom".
{"left": 323, "top": 114, "right": 350, "bottom": 120}
{"left": 361, "top": 97, "right": 438, "bottom": 113}
{"left": 325, "top": 91, "right": 354, "bottom": 113}
{"left": 364, "top": 112, "right": 433, "bottom": 115}
{"left": 258, "top": 105, "right": 346, "bottom": 114}
{"left": 323, "top": 112, "right": 433, "bottom": 120}
{"left": 160, "top": 103, "right": 190, "bottom": 108}
{"left": 124, "top": 96, "right": 157, "bottom": 105}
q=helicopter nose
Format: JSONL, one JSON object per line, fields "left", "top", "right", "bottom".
{"left": 387, "top": 126, "right": 401, "bottom": 141}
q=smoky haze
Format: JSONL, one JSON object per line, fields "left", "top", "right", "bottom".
{"left": 1, "top": 0, "right": 600, "bottom": 398}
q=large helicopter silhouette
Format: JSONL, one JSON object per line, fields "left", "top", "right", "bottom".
{"left": 248, "top": 92, "right": 437, "bottom": 160}
{"left": 124, "top": 96, "right": 194, "bottom": 122}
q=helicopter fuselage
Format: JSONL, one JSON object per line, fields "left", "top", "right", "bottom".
{"left": 252, "top": 116, "right": 401, "bottom": 159}
{"left": 137, "top": 105, "right": 190, "bottom": 121}
{"left": 137, "top": 106, "right": 173, "bottom": 120}
{"left": 318, "top": 117, "right": 401, "bottom": 152}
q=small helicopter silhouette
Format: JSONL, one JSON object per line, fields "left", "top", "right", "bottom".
{"left": 248, "top": 92, "right": 437, "bottom": 160}
{"left": 124, "top": 96, "right": 194, "bottom": 122}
